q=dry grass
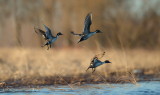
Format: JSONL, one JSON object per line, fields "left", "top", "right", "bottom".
{"left": 0, "top": 48, "right": 160, "bottom": 87}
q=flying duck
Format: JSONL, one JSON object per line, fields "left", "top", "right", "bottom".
{"left": 86, "top": 52, "right": 111, "bottom": 73}
{"left": 34, "top": 24, "right": 63, "bottom": 50}
{"left": 71, "top": 13, "right": 102, "bottom": 43}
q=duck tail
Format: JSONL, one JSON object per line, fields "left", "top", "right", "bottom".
{"left": 71, "top": 32, "right": 83, "bottom": 36}
{"left": 71, "top": 31, "right": 75, "bottom": 35}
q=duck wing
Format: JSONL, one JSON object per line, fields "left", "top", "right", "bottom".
{"left": 70, "top": 31, "right": 83, "bottom": 36}
{"left": 95, "top": 52, "right": 105, "bottom": 59}
{"left": 43, "top": 24, "right": 55, "bottom": 39}
{"left": 90, "top": 56, "right": 98, "bottom": 65}
{"left": 34, "top": 27, "right": 48, "bottom": 40}
{"left": 83, "top": 13, "right": 92, "bottom": 35}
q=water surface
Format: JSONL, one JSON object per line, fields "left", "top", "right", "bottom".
{"left": 0, "top": 81, "right": 160, "bottom": 95}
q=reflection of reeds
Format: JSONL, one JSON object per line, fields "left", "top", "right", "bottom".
{"left": 0, "top": 48, "right": 160, "bottom": 88}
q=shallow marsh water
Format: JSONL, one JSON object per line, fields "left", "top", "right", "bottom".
{"left": 0, "top": 81, "right": 160, "bottom": 95}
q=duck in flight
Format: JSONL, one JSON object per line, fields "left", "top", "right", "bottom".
{"left": 34, "top": 24, "right": 63, "bottom": 50}
{"left": 71, "top": 13, "right": 102, "bottom": 43}
{"left": 86, "top": 52, "right": 111, "bottom": 73}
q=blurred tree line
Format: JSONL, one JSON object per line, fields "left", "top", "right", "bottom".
{"left": 0, "top": 0, "right": 160, "bottom": 49}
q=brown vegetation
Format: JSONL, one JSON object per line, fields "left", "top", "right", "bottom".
{"left": 0, "top": 48, "right": 160, "bottom": 88}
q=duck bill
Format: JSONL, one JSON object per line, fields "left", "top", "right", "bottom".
{"left": 108, "top": 62, "right": 111, "bottom": 64}
{"left": 97, "top": 31, "right": 102, "bottom": 33}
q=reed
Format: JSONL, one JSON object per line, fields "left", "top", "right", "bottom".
{"left": 0, "top": 48, "right": 159, "bottom": 87}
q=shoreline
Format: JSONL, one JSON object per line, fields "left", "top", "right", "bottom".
{"left": 1, "top": 73, "right": 160, "bottom": 89}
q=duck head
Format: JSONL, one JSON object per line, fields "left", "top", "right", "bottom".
{"left": 104, "top": 60, "right": 111, "bottom": 63}
{"left": 57, "top": 32, "right": 63, "bottom": 36}
{"left": 95, "top": 30, "right": 102, "bottom": 33}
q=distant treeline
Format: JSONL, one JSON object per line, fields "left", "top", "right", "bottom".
{"left": 0, "top": 0, "right": 160, "bottom": 49}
